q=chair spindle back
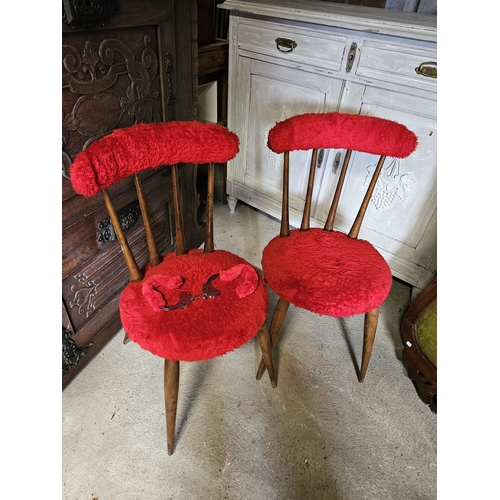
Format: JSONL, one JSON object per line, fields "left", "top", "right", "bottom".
{"left": 170, "top": 164, "right": 187, "bottom": 257}
{"left": 299, "top": 148, "right": 318, "bottom": 232}
{"left": 70, "top": 121, "right": 240, "bottom": 282}
{"left": 204, "top": 162, "right": 216, "bottom": 253}
{"left": 269, "top": 112, "right": 418, "bottom": 240}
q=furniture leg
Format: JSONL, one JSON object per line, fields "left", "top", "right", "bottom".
{"left": 256, "top": 322, "right": 277, "bottom": 388}
{"left": 223, "top": 163, "right": 228, "bottom": 205}
{"left": 359, "top": 307, "right": 379, "bottom": 382}
{"left": 256, "top": 297, "right": 290, "bottom": 380}
{"left": 164, "top": 359, "right": 180, "bottom": 455}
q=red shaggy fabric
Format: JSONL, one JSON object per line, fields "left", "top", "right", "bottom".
{"left": 70, "top": 121, "right": 240, "bottom": 196}
{"left": 261, "top": 229, "right": 392, "bottom": 317}
{"left": 267, "top": 112, "right": 417, "bottom": 158}
{"left": 141, "top": 263, "right": 258, "bottom": 310}
{"left": 120, "top": 249, "right": 268, "bottom": 362}
{"left": 142, "top": 274, "right": 184, "bottom": 311}
{"left": 219, "top": 263, "right": 258, "bottom": 298}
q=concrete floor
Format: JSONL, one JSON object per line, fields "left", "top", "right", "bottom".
{"left": 62, "top": 201, "right": 437, "bottom": 500}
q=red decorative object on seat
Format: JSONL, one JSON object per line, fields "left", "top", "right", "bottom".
{"left": 256, "top": 112, "right": 418, "bottom": 384}
{"left": 120, "top": 249, "right": 268, "bottom": 361}
{"left": 70, "top": 121, "right": 276, "bottom": 455}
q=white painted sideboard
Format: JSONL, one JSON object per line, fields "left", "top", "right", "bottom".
{"left": 220, "top": 0, "right": 437, "bottom": 292}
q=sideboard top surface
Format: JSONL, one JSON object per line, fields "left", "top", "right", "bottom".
{"left": 219, "top": 0, "right": 437, "bottom": 42}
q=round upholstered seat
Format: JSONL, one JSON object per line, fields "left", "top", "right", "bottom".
{"left": 262, "top": 228, "right": 392, "bottom": 318}
{"left": 120, "top": 249, "right": 268, "bottom": 362}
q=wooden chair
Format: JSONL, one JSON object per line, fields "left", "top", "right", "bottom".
{"left": 255, "top": 112, "right": 418, "bottom": 384}
{"left": 70, "top": 121, "right": 276, "bottom": 455}
{"left": 401, "top": 278, "right": 437, "bottom": 413}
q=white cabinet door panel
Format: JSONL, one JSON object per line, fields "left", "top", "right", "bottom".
{"left": 315, "top": 83, "right": 436, "bottom": 270}
{"left": 232, "top": 58, "right": 344, "bottom": 213}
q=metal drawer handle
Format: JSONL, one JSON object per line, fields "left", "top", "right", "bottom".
{"left": 415, "top": 61, "right": 437, "bottom": 79}
{"left": 275, "top": 37, "right": 297, "bottom": 53}
{"left": 316, "top": 149, "right": 325, "bottom": 169}
{"left": 346, "top": 42, "right": 357, "bottom": 73}
{"left": 332, "top": 152, "right": 341, "bottom": 174}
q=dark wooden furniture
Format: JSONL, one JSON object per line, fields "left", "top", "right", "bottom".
{"left": 69, "top": 121, "right": 276, "bottom": 454}
{"left": 255, "top": 112, "right": 417, "bottom": 384}
{"left": 198, "top": 40, "right": 229, "bottom": 126}
{"left": 62, "top": 0, "right": 204, "bottom": 388}
{"left": 401, "top": 278, "right": 437, "bottom": 413}
{"left": 197, "top": 39, "right": 229, "bottom": 203}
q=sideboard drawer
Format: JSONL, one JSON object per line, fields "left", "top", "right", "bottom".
{"left": 238, "top": 19, "right": 348, "bottom": 74}
{"left": 198, "top": 42, "right": 229, "bottom": 75}
{"left": 356, "top": 40, "right": 437, "bottom": 92}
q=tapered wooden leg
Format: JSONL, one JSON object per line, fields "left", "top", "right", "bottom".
{"left": 256, "top": 322, "right": 277, "bottom": 388}
{"left": 359, "top": 307, "right": 379, "bottom": 383}
{"left": 256, "top": 298, "right": 290, "bottom": 381}
{"left": 123, "top": 332, "right": 130, "bottom": 344}
{"left": 164, "top": 359, "right": 180, "bottom": 455}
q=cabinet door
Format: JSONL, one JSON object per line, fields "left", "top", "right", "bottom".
{"left": 314, "top": 82, "right": 437, "bottom": 285}
{"left": 229, "top": 57, "right": 345, "bottom": 218}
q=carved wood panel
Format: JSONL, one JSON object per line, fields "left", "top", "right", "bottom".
{"left": 62, "top": 29, "right": 169, "bottom": 173}
{"left": 62, "top": 0, "right": 202, "bottom": 388}
{"left": 63, "top": 169, "right": 174, "bottom": 332}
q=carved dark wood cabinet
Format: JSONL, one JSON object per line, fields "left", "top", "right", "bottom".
{"left": 62, "top": 0, "right": 203, "bottom": 388}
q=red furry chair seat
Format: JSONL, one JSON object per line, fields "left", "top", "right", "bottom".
{"left": 255, "top": 111, "right": 418, "bottom": 384}
{"left": 262, "top": 228, "right": 392, "bottom": 318}
{"left": 262, "top": 112, "right": 416, "bottom": 318}
{"left": 120, "top": 249, "right": 268, "bottom": 361}
{"left": 70, "top": 120, "right": 267, "bottom": 362}
{"left": 70, "top": 120, "right": 276, "bottom": 454}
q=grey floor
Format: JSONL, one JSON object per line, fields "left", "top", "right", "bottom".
{"left": 62, "top": 201, "right": 437, "bottom": 500}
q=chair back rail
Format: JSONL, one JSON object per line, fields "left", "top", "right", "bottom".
{"left": 324, "top": 149, "right": 351, "bottom": 232}
{"left": 134, "top": 173, "right": 161, "bottom": 267}
{"left": 171, "top": 164, "right": 187, "bottom": 257}
{"left": 283, "top": 148, "right": 388, "bottom": 240}
{"left": 204, "top": 162, "right": 215, "bottom": 253}
{"left": 280, "top": 152, "right": 290, "bottom": 238}
{"left": 100, "top": 170, "right": 171, "bottom": 282}
{"left": 101, "top": 188, "right": 143, "bottom": 282}
{"left": 347, "top": 154, "right": 386, "bottom": 240}
{"left": 101, "top": 160, "right": 216, "bottom": 282}
{"left": 300, "top": 148, "right": 318, "bottom": 232}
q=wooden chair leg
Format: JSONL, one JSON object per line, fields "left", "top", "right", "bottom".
{"left": 222, "top": 163, "right": 228, "bottom": 205}
{"left": 359, "top": 307, "right": 379, "bottom": 383}
{"left": 256, "top": 297, "right": 290, "bottom": 381}
{"left": 256, "top": 322, "right": 277, "bottom": 388}
{"left": 123, "top": 332, "right": 130, "bottom": 344}
{"left": 164, "top": 359, "right": 180, "bottom": 455}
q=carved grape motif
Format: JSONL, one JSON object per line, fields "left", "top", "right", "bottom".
{"left": 365, "top": 157, "right": 416, "bottom": 210}
{"left": 371, "top": 184, "right": 397, "bottom": 210}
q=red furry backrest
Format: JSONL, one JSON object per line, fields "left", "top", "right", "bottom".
{"left": 267, "top": 112, "right": 417, "bottom": 158}
{"left": 70, "top": 121, "right": 240, "bottom": 196}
